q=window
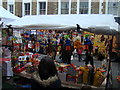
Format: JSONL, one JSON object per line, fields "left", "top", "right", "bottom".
{"left": 39, "top": 2, "right": 46, "bottom": 15}
{"left": 79, "top": 1, "right": 88, "bottom": 14}
{"left": 24, "top": 3, "right": 30, "bottom": 15}
{"left": 61, "top": 0, "right": 69, "bottom": 14}
{"left": 9, "top": 4, "right": 14, "bottom": 14}
{"left": 0, "top": 0, "right": 2, "bottom": 6}
{"left": 108, "top": 2, "right": 118, "bottom": 16}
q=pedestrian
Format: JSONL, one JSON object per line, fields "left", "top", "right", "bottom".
{"left": 59, "top": 43, "right": 68, "bottom": 63}
{"left": 31, "top": 56, "right": 61, "bottom": 89}
{"left": 85, "top": 50, "right": 94, "bottom": 67}
{"left": 77, "top": 47, "right": 83, "bottom": 62}
{"left": 65, "top": 37, "right": 73, "bottom": 64}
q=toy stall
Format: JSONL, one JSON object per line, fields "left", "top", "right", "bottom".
{"left": 8, "top": 29, "right": 109, "bottom": 90}
{"left": 6, "top": 14, "right": 120, "bottom": 89}
{"left": 0, "top": 6, "right": 19, "bottom": 79}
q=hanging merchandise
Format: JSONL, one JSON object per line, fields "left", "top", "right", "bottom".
{"left": 84, "top": 34, "right": 90, "bottom": 38}
{"left": 30, "top": 34, "right": 36, "bottom": 41}
{"left": 52, "top": 38, "right": 57, "bottom": 46}
{"left": 20, "top": 33, "right": 24, "bottom": 36}
{"left": 79, "top": 66, "right": 89, "bottom": 84}
{"left": 93, "top": 69, "right": 105, "bottom": 87}
{"left": 65, "top": 38, "right": 71, "bottom": 51}
{"left": 13, "top": 43, "right": 21, "bottom": 51}
{"left": 74, "top": 39, "right": 82, "bottom": 49}
{"left": 35, "top": 42, "right": 40, "bottom": 52}
{"left": 84, "top": 37, "right": 92, "bottom": 50}
{"left": 24, "top": 33, "right": 29, "bottom": 38}
{"left": 8, "top": 36, "right": 17, "bottom": 41}
{"left": 64, "top": 35, "right": 69, "bottom": 39}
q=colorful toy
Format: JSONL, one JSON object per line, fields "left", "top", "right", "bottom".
{"left": 66, "top": 64, "right": 83, "bottom": 83}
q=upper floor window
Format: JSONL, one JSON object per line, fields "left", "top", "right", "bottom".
{"left": 108, "top": 2, "right": 118, "bottom": 16}
{"left": 9, "top": 4, "right": 14, "bottom": 14}
{"left": 0, "top": 0, "right": 2, "bottom": 6}
{"left": 24, "top": 3, "right": 30, "bottom": 15}
{"left": 79, "top": 1, "right": 89, "bottom": 14}
{"left": 39, "top": 2, "right": 46, "bottom": 15}
{"left": 61, "top": 0, "right": 69, "bottom": 14}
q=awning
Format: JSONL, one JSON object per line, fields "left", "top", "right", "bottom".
{"left": 7, "top": 14, "right": 120, "bottom": 35}
{"left": 0, "top": 6, "right": 19, "bottom": 28}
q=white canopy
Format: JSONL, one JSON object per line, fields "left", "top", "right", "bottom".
{"left": 8, "top": 14, "right": 120, "bottom": 35}
{"left": 0, "top": 6, "right": 19, "bottom": 28}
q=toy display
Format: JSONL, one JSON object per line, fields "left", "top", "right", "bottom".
{"left": 2, "top": 29, "right": 111, "bottom": 89}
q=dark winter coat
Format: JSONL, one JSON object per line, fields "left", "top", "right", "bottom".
{"left": 31, "top": 71, "right": 61, "bottom": 89}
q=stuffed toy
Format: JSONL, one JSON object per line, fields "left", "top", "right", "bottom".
{"left": 65, "top": 39, "right": 71, "bottom": 50}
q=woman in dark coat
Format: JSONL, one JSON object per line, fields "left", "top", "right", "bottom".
{"left": 31, "top": 56, "right": 61, "bottom": 89}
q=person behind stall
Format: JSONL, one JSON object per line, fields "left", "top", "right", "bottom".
{"left": 46, "top": 41, "right": 56, "bottom": 59}
{"left": 28, "top": 41, "right": 33, "bottom": 52}
{"left": 31, "top": 56, "right": 61, "bottom": 89}
{"left": 88, "top": 42, "right": 93, "bottom": 54}
{"left": 59, "top": 42, "right": 68, "bottom": 63}
{"left": 77, "top": 47, "right": 83, "bottom": 62}
{"left": 94, "top": 45, "right": 99, "bottom": 55}
{"left": 64, "top": 35, "right": 73, "bottom": 64}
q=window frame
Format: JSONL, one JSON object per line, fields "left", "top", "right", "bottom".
{"left": 9, "top": 4, "right": 14, "bottom": 14}
{"left": 79, "top": 1, "right": 89, "bottom": 14}
{"left": 39, "top": 2, "right": 46, "bottom": 15}
{"left": 61, "top": 1, "right": 69, "bottom": 14}
{"left": 24, "top": 3, "right": 30, "bottom": 15}
{"left": 107, "top": 2, "right": 118, "bottom": 16}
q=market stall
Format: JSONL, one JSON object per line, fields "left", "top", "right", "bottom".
{"left": 0, "top": 6, "right": 19, "bottom": 78}
{"left": 6, "top": 14, "right": 120, "bottom": 89}
{"left": 6, "top": 31, "right": 108, "bottom": 89}
{"left": 0, "top": 6, "right": 19, "bottom": 28}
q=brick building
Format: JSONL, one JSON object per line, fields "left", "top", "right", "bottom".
{"left": 0, "top": 0, "right": 119, "bottom": 17}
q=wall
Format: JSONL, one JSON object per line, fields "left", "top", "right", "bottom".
{"left": 47, "top": 1, "right": 58, "bottom": 14}
{"left": 2, "top": 0, "right": 7, "bottom": 10}
{"left": 15, "top": 0, "right": 22, "bottom": 17}
{"left": 91, "top": 1, "right": 99, "bottom": 14}
{"left": 71, "top": 0, "right": 77, "bottom": 14}
{"left": 32, "top": 0, "right": 37, "bottom": 15}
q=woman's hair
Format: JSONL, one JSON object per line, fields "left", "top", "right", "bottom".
{"left": 38, "top": 56, "right": 58, "bottom": 80}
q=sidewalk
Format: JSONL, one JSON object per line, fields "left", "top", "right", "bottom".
{"left": 111, "top": 62, "right": 120, "bottom": 90}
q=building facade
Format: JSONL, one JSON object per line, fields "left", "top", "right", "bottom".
{"left": 0, "top": 0, "right": 119, "bottom": 17}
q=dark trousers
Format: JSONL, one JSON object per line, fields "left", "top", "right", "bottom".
{"left": 85, "top": 56, "right": 94, "bottom": 66}
{"left": 67, "top": 55, "right": 71, "bottom": 64}
{"left": 78, "top": 54, "right": 82, "bottom": 62}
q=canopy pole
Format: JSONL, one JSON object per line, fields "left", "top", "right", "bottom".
{"left": 105, "top": 35, "right": 114, "bottom": 90}
{"left": 7, "top": 25, "right": 14, "bottom": 67}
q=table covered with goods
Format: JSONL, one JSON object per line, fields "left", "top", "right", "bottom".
{"left": 12, "top": 52, "right": 107, "bottom": 89}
